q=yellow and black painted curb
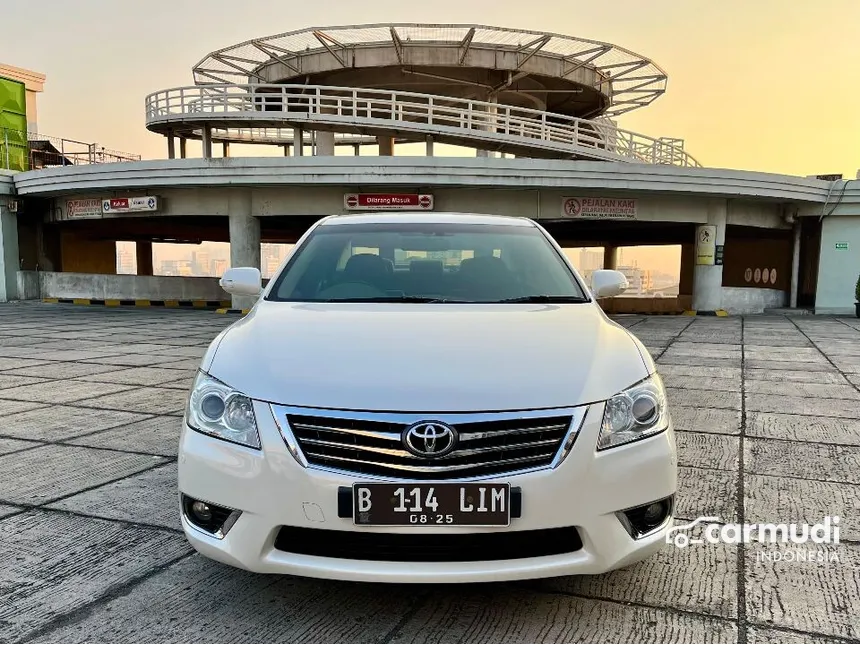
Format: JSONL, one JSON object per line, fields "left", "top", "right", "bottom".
{"left": 215, "top": 308, "right": 251, "bottom": 315}
{"left": 42, "top": 298, "right": 231, "bottom": 309}
{"left": 682, "top": 310, "right": 730, "bottom": 317}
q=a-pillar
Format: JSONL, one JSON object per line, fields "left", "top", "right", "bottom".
{"left": 790, "top": 220, "right": 802, "bottom": 308}
{"left": 378, "top": 136, "right": 394, "bottom": 156}
{"left": 603, "top": 245, "right": 619, "bottom": 270}
{"left": 228, "top": 190, "right": 261, "bottom": 311}
{"left": 201, "top": 125, "right": 213, "bottom": 159}
{"left": 692, "top": 200, "right": 727, "bottom": 312}
{"left": 135, "top": 241, "right": 153, "bottom": 276}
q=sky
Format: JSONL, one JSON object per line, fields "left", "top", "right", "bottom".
{"left": 5, "top": 0, "right": 859, "bottom": 276}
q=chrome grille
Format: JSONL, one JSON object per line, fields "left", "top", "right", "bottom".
{"left": 283, "top": 411, "right": 577, "bottom": 479}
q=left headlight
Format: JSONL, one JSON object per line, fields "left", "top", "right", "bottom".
{"left": 186, "top": 371, "right": 261, "bottom": 449}
{"left": 597, "top": 373, "right": 669, "bottom": 450}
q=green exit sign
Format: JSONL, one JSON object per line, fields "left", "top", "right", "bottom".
{"left": 835, "top": 242, "right": 849, "bottom": 250}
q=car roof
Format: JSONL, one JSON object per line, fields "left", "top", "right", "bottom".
{"left": 319, "top": 212, "right": 536, "bottom": 227}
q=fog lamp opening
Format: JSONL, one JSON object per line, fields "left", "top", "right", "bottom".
{"left": 617, "top": 495, "right": 674, "bottom": 539}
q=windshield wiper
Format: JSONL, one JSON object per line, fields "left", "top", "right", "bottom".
{"left": 320, "top": 296, "right": 470, "bottom": 303}
{"left": 492, "top": 295, "right": 590, "bottom": 304}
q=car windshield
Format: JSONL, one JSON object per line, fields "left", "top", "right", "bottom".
{"left": 266, "top": 221, "right": 589, "bottom": 303}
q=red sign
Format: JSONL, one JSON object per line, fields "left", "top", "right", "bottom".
{"left": 109, "top": 198, "right": 129, "bottom": 210}
{"left": 343, "top": 193, "right": 434, "bottom": 211}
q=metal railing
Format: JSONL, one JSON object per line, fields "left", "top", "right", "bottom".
{"left": 0, "top": 128, "right": 141, "bottom": 171}
{"left": 145, "top": 84, "right": 701, "bottom": 167}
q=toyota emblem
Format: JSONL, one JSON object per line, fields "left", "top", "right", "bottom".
{"left": 403, "top": 421, "right": 458, "bottom": 458}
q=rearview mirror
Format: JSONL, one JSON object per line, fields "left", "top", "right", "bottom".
{"left": 591, "top": 269, "right": 628, "bottom": 299}
{"left": 220, "top": 267, "right": 262, "bottom": 297}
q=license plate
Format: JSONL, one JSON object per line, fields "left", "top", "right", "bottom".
{"left": 352, "top": 483, "right": 510, "bottom": 526}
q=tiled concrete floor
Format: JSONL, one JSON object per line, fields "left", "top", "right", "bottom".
{"left": 0, "top": 303, "right": 858, "bottom": 643}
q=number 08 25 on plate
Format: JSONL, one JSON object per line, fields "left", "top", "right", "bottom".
{"left": 352, "top": 482, "right": 511, "bottom": 526}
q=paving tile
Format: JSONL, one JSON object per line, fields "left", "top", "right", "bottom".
{"left": 747, "top": 626, "right": 851, "bottom": 644}
{"left": 745, "top": 438, "right": 860, "bottom": 485}
{"left": 744, "top": 359, "right": 838, "bottom": 372}
{"left": 0, "top": 405, "right": 151, "bottom": 441}
{"left": 66, "top": 415, "right": 182, "bottom": 456}
{"left": 676, "top": 432, "right": 739, "bottom": 471}
{"left": 746, "top": 543, "right": 860, "bottom": 640}
{"left": 656, "top": 364, "right": 742, "bottom": 380}
{"left": 0, "top": 357, "right": 52, "bottom": 371}
{"left": 36, "top": 554, "right": 419, "bottom": 644}
{"left": 746, "top": 412, "right": 860, "bottom": 446}
{"left": 666, "top": 388, "right": 741, "bottom": 410}
{"left": 48, "top": 463, "right": 180, "bottom": 530}
{"left": 671, "top": 407, "right": 741, "bottom": 435}
{"left": 744, "top": 380, "right": 860, "bottom": 399}
{"left": 76, "top": 366, "right": 193, "bottom": 386}
{"left": 82, "top": 353, "right": 198, "bottom": 367}
{"left": 677, "top": 466, "right": 738, "bottom": 522}
{"left": 0, "top": 510, "right": 191, "bottom": 642}
{"left": 0, "top": 437, "right": 42, "bottom": 455}
{"left": 3, "top": 362, "right": 127, "bottom": 379}
{"left": 658, "top": 355, "right": 742, "bottom": 368}
{"left": 661, "top": 374, "right": 740, "bottom": 392}
{"left": 0, "top": 399, "right": 47, "bottom": 416}
{"left": 744, "top": 368, "right": 849, "bottom": 385}
{"left": 745, "top": 393, "right": 860, "bottom": 419}
{"left": 744, "top": 347, "right": 826, "bottom": 361}
{"left": 390, "top": 586, "right": 738, "bottom": 643}
{"left": 158, "top": 376, "right": 195, "bottom": 390}
{"left": 534, "top": 539, "right": 737, "bottom": 618}
{"left": 745, "top": 474, "right": 860, "bottom": 541}
{"left": 0, "top": 505, "right": 21, "bottom": 519}
{"left": 0, "top": 380, "right": 134, "bottom": 405}
{"left": 0, "top": 444, "right": 167, "bottom": 505}
{"left": 74, "top": 387, "right": 188, "bottom": 415}
{"left": 0, "top": 373, "right": 50, "bottom": 390}
{"left": 662, "top": 344, "right": 741, "bottom": 359}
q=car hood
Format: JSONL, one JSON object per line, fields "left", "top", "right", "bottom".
{"left": 206, "top": 301, "right": 649, "bottom": 413}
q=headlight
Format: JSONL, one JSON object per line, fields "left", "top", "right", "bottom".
{"left": 597, "top": 374, "right": 668, "bottom": 450}
{"left": 186, "top": 371, "right": 261, "bottom": 449}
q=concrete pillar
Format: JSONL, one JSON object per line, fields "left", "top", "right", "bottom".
{"left": 316, "top": 131, "right": 335, "bottom": 156}
{"left": 353, "top": 144, "right": 360, "bottom": 156}
{"left": 283, "top": 144, "right": 291, "bottom": 156}
{"left": 378, "top": 136, "right": 394, "bottom": 156}
{"left": 0, "top": 206, "right": 20, "bottom": 302}
{"left": 425, "top": 135, "right": 434, "bottom": 157}
{"left": 228, "top": 190, "right": 261, "bottom": 310}
{"left": 692, "top": 200, "right": 727, "bottom": 312}
{"left": 201, "top": 126, "right": 213, "bottom": 159}
{"left": 790, "top": 220, "right": 802, "bottom": 308}
{"left": 475, "top": 96, "right": 497, "bottom": 158}
{"left": 179, "top": 138, "right": 187, "bottom": 159}
{"left": 293, "top": 127, "right": 304, "bottom": 156}
{"left": 135, "top": 241, "right": 153, "bottom": 276}
{"left": 603, "top": 245, "right": 619, "bottom": 270}
{"left": 167, "top": 133, "right": 176, "bottom": 160}
{"left": 222, "top": 142, "right": 230, "bottom": 158}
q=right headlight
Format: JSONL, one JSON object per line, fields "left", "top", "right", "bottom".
{"left": 186, "top": 371, "right": 261, "bottom": 449}
{"left": 597, "top": 373, "right": 669, "bottom": 450}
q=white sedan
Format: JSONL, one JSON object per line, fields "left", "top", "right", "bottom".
{"left": 178, "top": 212, "right": 677, "bottom": 583}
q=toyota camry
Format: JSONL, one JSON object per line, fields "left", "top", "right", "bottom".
{"left": 178, "top": 212, "right": 677, "bottom": 583}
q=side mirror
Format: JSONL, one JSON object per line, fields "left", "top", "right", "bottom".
{"left": 591, "top": 269, "right": 628, "bottom": 299}
{"left": 220, "top": 267, "right": 262, "bottom": 297}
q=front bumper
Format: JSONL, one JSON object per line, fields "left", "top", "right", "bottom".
{"left": 178, "top": 401, "right": 677, "bottom": 583}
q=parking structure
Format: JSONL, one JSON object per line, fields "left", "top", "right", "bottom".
{"left": 0, "top": 303, "right": 857, "bottom": 642}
